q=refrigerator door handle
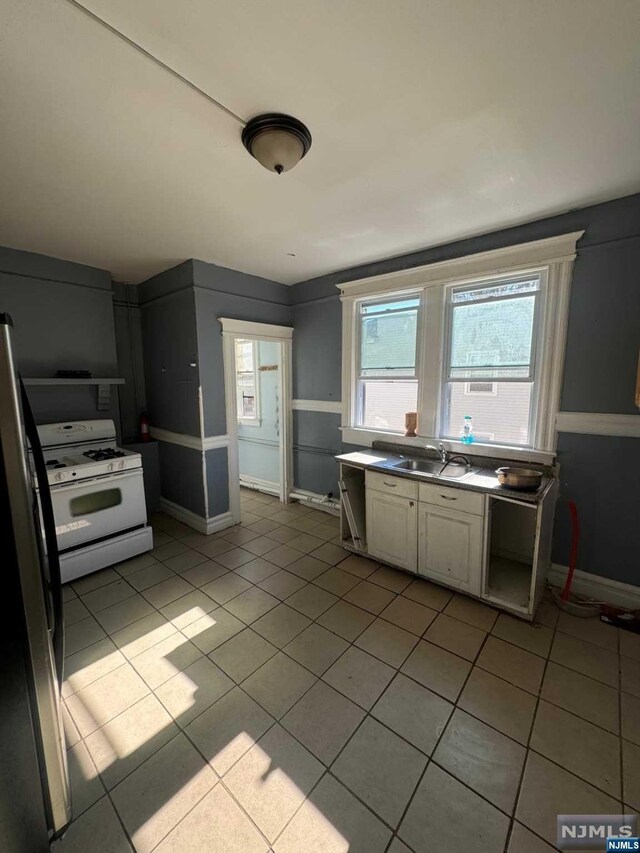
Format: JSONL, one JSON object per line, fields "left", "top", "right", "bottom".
{"left": 20, "top": 377, "right": 65, "bottom": 681}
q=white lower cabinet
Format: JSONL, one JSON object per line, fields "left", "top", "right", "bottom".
{"left": 365, "top": 488, "right": 417, "bottom": 572}
{"left": 417, "top": 502, "right": 484, "bottom": 595}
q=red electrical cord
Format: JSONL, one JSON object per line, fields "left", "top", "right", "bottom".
{"left": 561, "top": 500, "right": 580, "bottom": 601}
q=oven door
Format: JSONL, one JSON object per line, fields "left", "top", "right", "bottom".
{"left": 50, "top": 469, "right": 147, "bottom": 552}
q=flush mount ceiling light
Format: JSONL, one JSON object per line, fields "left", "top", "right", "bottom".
{"left": 242, "top": 113, "right": 312, "bottom": 174}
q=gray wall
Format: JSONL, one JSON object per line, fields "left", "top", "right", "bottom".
{"left": 193, "top": 260, "right": 291, "bottom": 519}
{"left": 206, "top": 447, "right": 229, "bottom": 517}
{"left": 112, "top": 282, "right": 147, "bottom": 443}
{"left": 156, "top": 441, "right": 205, "bottom": 517}
{"left": 289, "top": 193, "right": 640, "bottom": 587}
{"left": 0, "top": 245, "right": 121, "bottom": 427}
{"left": 193, "top": 261, "right": 291, "bottom": 438}
{"left": 293, "top": 411, "right": 342, "bottom": 498}
{"left": 140, "top": 278, "right": 201, "bottom": 437}
{"left": 139, "top": 259, "right": 290, "bottom": 521}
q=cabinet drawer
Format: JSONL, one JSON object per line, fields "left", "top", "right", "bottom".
{"left": 365, "top": 470, "right": 418, "bottom": 501}
{"left": 418, "top": 482, "right": 484, "bottom": 516}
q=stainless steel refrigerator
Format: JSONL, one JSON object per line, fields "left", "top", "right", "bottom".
{"left": 0, "top": 314, "right": 71, "bottom": 851}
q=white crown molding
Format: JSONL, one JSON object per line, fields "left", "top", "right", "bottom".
{"left": 218, "top": 317, "right": 293, "bottom": 340}
{"left": 150, "top": 425, "right": 230, "bottom": 451}
{"left": 159, "top": 497, "right": 234, "bottom": 535}
{"left": 556, "top": 412, "right": 640, "bottom": 438}
{"left": 549, "top": 564, "right": 640, "bottom": 608}
{"left": 336, "top": 231, "right": 585, "bottom": 299}
{"left": 292, "top": 399, "right": 342, "bottom": 414}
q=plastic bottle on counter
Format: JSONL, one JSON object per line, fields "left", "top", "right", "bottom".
{"left": 461, "top": 415, "right": 474, "bottom": 444}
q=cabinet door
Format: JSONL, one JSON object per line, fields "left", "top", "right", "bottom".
{"left": 365, "top": 489, "right": 417, "bottom": 572}
{"left": 418, "top": 503, "right": 483, "bottom": 594}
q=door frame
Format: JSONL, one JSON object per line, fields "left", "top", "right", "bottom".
{"left": 220, "top": 318, "right": 293, "bottom": 524}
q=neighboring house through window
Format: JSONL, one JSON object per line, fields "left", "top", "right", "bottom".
{"left": 356, "top": 297, "right": 419, "bottom": 432}
{"left": 339, "top": 231, "right": 583, "bottom": 457}
{"left": 235, "top": 339, "right": 260, "bottom": 424}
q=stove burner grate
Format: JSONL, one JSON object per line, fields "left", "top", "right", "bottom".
{"left": 83, "top": 448, "right": 126, "bottom": 462}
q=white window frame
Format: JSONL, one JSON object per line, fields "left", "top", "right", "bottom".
{"left": 354, "top": 293, "right": 421, "bottom": 433}
{"left": 439, "top": 270, "right": 546, "bottom": 448}
{"left": 339, "top": 231, "right": 584, "bottom": 463}
{"left": 235, "top": 338, "right": 261, "bottom": 426}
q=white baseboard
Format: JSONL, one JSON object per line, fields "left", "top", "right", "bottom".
{"left": 239, "top": 475, "right": 280, "bottom": 497}
{"left": 204, "top": 511, "right": 235, "bottom": 535}
{"left": 549, "top": 563, "right": 640, "bottom": 608}
{"left": 159, "top": 497, "right": 234, "bottom": 536}
{"left": 289, "top": 488, "right": 340, "bottom": 516}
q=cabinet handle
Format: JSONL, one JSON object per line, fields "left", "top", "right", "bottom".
{"left": 440, "top": 494, "right": 457, "bottom": 500}
{"left": 383, "top": 481, "right": 397, "bottom": 487}
{"left": 409, "top": 501, "right": 414, "bottom": 507}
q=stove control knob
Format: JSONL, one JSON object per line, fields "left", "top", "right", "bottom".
{"left": 107, "top": 462, "right": 114, "bottom": 472}
{"left": 116, "top": 460, "right": 125, "bottom": 469}
{"left": 55, "top": 472, "right": 65, "bottom": 482}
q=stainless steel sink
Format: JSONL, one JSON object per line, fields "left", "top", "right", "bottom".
{"left": 439, "top": 462, "right": 477, "bottom": 479}
{"left": 392, "top": 458, "right": 478, "bottom": 480}
{"left": 393, "top": 459, "right": 442, "bottom": 475}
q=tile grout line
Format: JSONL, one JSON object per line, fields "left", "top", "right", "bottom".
{"left": 64, "top": 510, "right": 626, "bottom": 850}
{"left": 387, "top": 616, "right": 497, "bottom": 851}
{"left": 502, "top": 610, "right": 557, "bottom": 852}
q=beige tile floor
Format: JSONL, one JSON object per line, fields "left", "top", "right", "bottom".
{"left": 53, "top": 488, "right": 640, "bottom": 853}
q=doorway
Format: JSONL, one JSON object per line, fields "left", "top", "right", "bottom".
{"left": 220, "top": 319, "right": 293, "bottom": 524}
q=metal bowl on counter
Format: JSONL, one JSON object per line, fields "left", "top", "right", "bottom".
{"left": 495, "top": 466, "right": 543, "bottom": 491}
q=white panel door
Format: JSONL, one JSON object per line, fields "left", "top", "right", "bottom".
{"left": 365, "top": 488, "right": 417, "bottom": 572}
{"left": 418, "top": 503, "right": 483, "bottom": 594}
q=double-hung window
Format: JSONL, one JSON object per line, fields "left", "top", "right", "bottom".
{"left": 340, "top": 231, "right": 582, "bottom": 455}
{"left": 441, "top": 275, "right": 542, "bottom": 446}
{"left": 235, "top": 339, "right": 260, "bottom": 424}
{"left": 355, "top": 295, "right": 419, "bottom": 432}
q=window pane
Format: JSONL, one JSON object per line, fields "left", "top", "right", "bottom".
{"left": 445, "top": 381, "right": 533, "bottom": 445}
{"left": 450, "top": 295, "right": 535, "bottom": 378}
{"left": 241, "top": 393, "right": 256, "bottom": 418}
{"left": 360, "top": 298, "right": 418, "bottom": 376}
{"left": 360, "top": 380, "right": 418, "bottom": 432}
{"left": 236, "top": 339, "right": 258, "bottom": 420}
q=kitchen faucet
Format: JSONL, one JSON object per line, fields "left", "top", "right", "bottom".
{"left": 426, "top": 442, "right": 448, "bottom": 463}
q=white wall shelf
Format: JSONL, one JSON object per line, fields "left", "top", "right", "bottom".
{"left": 23, "top": 378, "right": 125, "bottom": 385}
{"left": 23, "top": 377, "right": 125, "bottom": 410}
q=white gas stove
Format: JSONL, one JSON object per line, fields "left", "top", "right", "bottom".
{"left": 33, "top": 420, "right": 153, "bottom": 583}
{"left": 38, "top": 420, "right": 141, "bottom": 485}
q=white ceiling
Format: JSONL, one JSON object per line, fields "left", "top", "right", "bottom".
{"left": 1, "top": 0, "right": 639, "bottom": 285}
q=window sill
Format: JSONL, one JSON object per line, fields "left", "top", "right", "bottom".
{"left": 238, "top": 419, "right": 262, "bottom": 428}
{"left": 340, "top": 426, "right": 555, "bottom": 464}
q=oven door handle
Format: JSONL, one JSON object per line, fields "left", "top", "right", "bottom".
{"left": 20, "top": 377, "right": 65, "bottom": 682}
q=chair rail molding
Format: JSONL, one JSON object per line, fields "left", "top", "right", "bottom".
{"left": 149, "top": 425, "right": 230, "bottom": 451}
{"left": 292, "top": 399, "right": 342, "bottom": 414}
{"left": 556, "top": 412, "right": 640, "bottom": 438}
